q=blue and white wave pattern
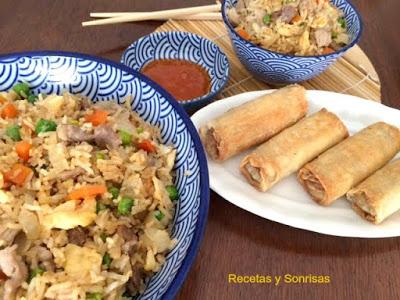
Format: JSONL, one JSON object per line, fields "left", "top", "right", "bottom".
{"left": 0, "top": 54, "right": 204, "bottom": 300}
{"left": 121, "top": 31, "right": 229, "bottom": 102}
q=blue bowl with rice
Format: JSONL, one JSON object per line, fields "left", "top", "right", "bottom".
{"left": 222, "top": 0, "right": 363, "bottom": 84}
{"left": 0, "top": 51, "right": 209, "bottom": 300}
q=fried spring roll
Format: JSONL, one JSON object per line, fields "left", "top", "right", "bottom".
{"left": 347, "top": 160, "right": 400, "bottom": 224}
{"left": 199, "top": 85, "right": 308, "bottom": 161}
{"left": 240, "top": 109, "right": 348, "bottom": 192}
{"left": 298, "top": 122, "right": 400, "bottom": 206}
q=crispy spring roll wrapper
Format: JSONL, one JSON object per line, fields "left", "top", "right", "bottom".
{"left": 347, "top": 160, "right": 400, "bottom": 224}
{"left": 240, "top": 109, "right": 348, "bottom": 192}
{"left": 199, "top": 85, "right": 308, "bottom": 161}
{"left": 298, "top": 122, "right": 400, "bottom": 206}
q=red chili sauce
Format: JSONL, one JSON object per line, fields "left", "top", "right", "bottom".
{"left": 141, "top": 59, "right": 211, "bottom": 101}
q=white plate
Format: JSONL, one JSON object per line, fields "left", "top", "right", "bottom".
{"left": 191, "top": 90, "right": 400, "bottom": 238}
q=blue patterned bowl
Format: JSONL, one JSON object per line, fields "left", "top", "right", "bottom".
{"left": 121, "top": 31, "right": 230, "bottom": 111}
{"left": 222, "top": 0, "right": 362, "bottom": 84}
{"left": 0, "top": 51, "right": 209, "bottom": 300}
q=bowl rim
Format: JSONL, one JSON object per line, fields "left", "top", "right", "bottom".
{"left": 120, "top": 31, "right": 230, "bottom": 105}
{"left": 0, "top": 50, "right": 210, "bottom": 300}
{"left": 221, "top": 0, "right": 363, "bottom": 59}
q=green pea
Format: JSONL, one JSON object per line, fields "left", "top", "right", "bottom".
{"left": 102, "top": 253, "right": 112, "bottom": 268}
{"left": 6, "top": 125, "right": 21, "bottom": 141}
{"left": 28, "top": 267, "right": 45, "bottom": 282}
{"left": 263, "top": 14, "right": 271, "bottom": 25}
{"left": 117, "top": 196, "right": 134, "bottom": 215}
{"left": 154, "top": 210, "right": 165, "bottom": 221}
{"left": 35, "top": 119, "right": 57, "bottom": 134}
{"left": 86, "top": 292, "right": 103, "bottom": 300}
{"left": 27, "top": 94, "right": 38, "bottom": 104}
{"left": 118, "top": 130, "right": 132, "bottom": 146}
{"left": 166, "top": 185, "right": 179, "bottom": 201}
{"left": 338, "top": 17, "right": 346, "bottom": 28}
{"left": 13, "top": 82, "right": 30, "bottom": 98}
{"left": 108, "top": 186, "right": 119, "bottom": 199}
{"left": 136, "top": 127, "right": 144, "bottom": 134}
{"left": 96, "top": 152, "right": 106, "bottom": 160}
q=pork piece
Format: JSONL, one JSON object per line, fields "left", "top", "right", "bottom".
{"left": 93, "top": 125, "right": 121, "bottom": 150}
{"left": 117, "top": 225, "right": 138, "bottom": 254}
{"left": 58, "top": 167, "right": 86, "bottom": 181}
{"left": 227, "top": 7, "right": 241, "bottom": 26}
{"left": 0, "top": 245, "right": 28, "bottom": 300}
{"left": 35, "top": 246, "right": 55, "bottom": 272}
{"left": 126, "top": 265, "right": 144, "bottom": 295}
{"left": 0, "top": 228, "right": 20, "bottom": 247}
{"left": 280, "top": 5, "right": 298, "bottom": 23}
{"left": 314, "top": 29, "right": 332, "bottom": 47}
{"left": 57, "top": 125, "right": 92, "bottom": 142}
{"left": 67, "top": 226, "right": 87, "bottom": 247}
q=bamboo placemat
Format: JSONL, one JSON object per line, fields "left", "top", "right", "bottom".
{"left": 156, "top": 19, "right": 381, "bottom": 102}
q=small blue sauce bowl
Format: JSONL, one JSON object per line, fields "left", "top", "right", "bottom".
{"left": 222, "top": 0, "right": 362, "bottom": 84}
{"left": 121, "top": 31, "right": 230, "bottom": 112}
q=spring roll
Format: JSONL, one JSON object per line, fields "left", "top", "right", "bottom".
{"left": 298, "top": 122, "right": 400, "bottom": 206}
{"left": 199, "top": 85, "right": 308, "bottom": 161}
{"left": 240, "top": 109, "right": 348, "bottom": 192}
{"left": 347, "top": 160, "right": 400, "bottom": 224}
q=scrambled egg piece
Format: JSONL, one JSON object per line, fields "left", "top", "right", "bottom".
{"left": 43, "top": 198, "right": 96, "bottom": 230}
{"left": 64, "top": 244, "right": 102, "bottom": 278}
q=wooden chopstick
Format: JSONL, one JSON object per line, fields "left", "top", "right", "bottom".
{"left": 82, "top": 4, "right": 221, "bottom": 27}
{"left": 89, "top": 12, "right": 222, "bottom": 21}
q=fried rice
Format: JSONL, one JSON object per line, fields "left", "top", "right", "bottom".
{"left": 228, "top": 0, "right": 350, "bottom": 56}
{"left": 0, "top": 84, "right": 178, "bottom": 300}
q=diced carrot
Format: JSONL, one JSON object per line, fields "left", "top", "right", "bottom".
{"left": 322, "top": 47, "right": 335, "bottom": 55}
{"left": 0, "top": 95, "right": 7, "bottom": 104}
{"left": 68, "top": 184, "right": 107, "bottom": 200}
{"left": 291, "top": 15, "right": 302, "bottom": 23}
{"left": 16, "top": 141, "right": 31, "bottom": 162}
{"left": 1, "top": 103, "right": 18, "bottom": 119}
{"left": 137, "top": 140, "right": 156, "bottom": 153}
{"left": 4, "top": 164, "right": 33, "bottom": 186}
{"left": 0, "top": 270, "right": 8, "bottom": 281}
{"left": 85, "top": 109, "right": 108, "bottom": 126}
{"left": 237, "top": 29, "right": 250, "bottom": 40}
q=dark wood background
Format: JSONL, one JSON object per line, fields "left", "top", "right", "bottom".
{"left": 1, "top": 1, "right": 400, "bottom": 299}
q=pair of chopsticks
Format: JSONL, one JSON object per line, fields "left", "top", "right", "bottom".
{"left": 82, "top": 3, "right": 222, "bottom": 27}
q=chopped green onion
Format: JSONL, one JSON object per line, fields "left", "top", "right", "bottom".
{"left": 35, "top": 119, "right": 57, "bottom": 134}
{"left": 136, "top": 127, "right": 144, "bottom": 134}
{"left": 6, "top": 125, "right": 21, "bottom": 141}
{"left": 300, "top": 22, "right": 306, "bottom": 26}
{"left": 338, "top": 17, "right": 346, "bottom": 28}
{"left": 102, "top": 253, "right": 112, "bottom": 268}
{"left": 118, "top": 130, "right": 132, "bottom": 146}
{"left": 27, "top": 94, "right": 38, "bottom": 104}
{"left": 28, "top": 267, "right": 45, "bottom": 282}
{"left": 263, "top": 14, "right": 271, "bottom": 25}
{"left": 86, "top": 292, "right": 103, "bottom": 300}
{"left": 96, "top": 202, "right": 107, "bottom": 214}
{"left": 96, "top": 152, "right": 106, "bottom": 160}
{"left": 13, "top": 83, "right": 30, "bottom": 98}
{"left": 166, "top": 185, "right": 179, "bottom": 201}
{"left": 154, "top": 210, "right": 165, "bottom": 221}
{"left": 100, "top": 232, "right": 107, "bottom": 242}
{"left": 68, "top": 119, "right": 80, "bottom": 126}
{"left": 117, "top": 196, "right": 134, "bottom": 216}
{"left": 108, "top": 186, "right": 120, "bottom": 199}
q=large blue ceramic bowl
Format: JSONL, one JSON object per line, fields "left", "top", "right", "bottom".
{"left": 0, "top": 51, "right": 209, "bottom": 300}
{"left": 222, "top": 0, "right": 362, "bottom": 84}
{"left": 121, "top": 31, "right": 230, "bottom": 111}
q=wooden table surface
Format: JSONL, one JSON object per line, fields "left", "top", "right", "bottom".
{"left": 1, "top": 1, "right": 400, "bottom": 299}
